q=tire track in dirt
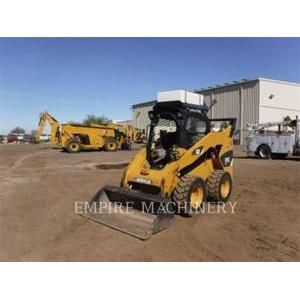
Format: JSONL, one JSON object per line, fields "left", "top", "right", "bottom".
{"left": 9, "top": 150, "right": 46, "bottom": 171}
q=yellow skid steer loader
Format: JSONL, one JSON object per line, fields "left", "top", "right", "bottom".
{"left": 81, "top": 97, "right": 236, "bottom": 239}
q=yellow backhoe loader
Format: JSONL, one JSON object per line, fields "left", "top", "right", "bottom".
{"left": 81, "top": 97, "right": 236, "bottom": 239}
{"left": 35, "top": 112, "right": 132, "bottom": 153}
{"left": 105, "top": 123, "right": 133, "bottom": 150}
{"left": 133, "top": 128, "right": 146, "bottom": 143}
{"left": 58, "top": 122, "right": 128, "bottom": 153}
{"left": 106, "top": 123, "right": 144, "bottom": 148}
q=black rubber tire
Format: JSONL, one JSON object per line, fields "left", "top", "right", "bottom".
{"left": 121, "top": 142, "right": 132, "bottom": 150}
{"left": 207, "top": 170, "right": 232, "bottom": 203}
{"left": 271, "top": 153, "right": 288, "bottom": 159}
{"left": 173, "top": 175, "right": 207, "bottom": 217}
{"left": 104, "top": 138, "right": 118, "bottom": 152}
{"left": 256, "top": 144, "right": 271, "bottom": 159}
{"left": 66, "top": 139, "right": 81, "bottom": 153}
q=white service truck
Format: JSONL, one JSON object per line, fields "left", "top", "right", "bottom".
{"left": 246, "top": 117, "right": 300, "bottom": 159}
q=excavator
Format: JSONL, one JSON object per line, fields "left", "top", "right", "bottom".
{"left": 80, "top": 90, "right": 236, "bottom": 239}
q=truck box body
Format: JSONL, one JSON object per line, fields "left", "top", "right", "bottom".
{"left": 247, "top": 132, "right": 295, "bottom": 154}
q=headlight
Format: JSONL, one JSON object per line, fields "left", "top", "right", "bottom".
{"left": 193, "top": 147, "right": 203, "bottom": 156}
{"left": 135, "top": 177, "right": 152, "bottom": 185}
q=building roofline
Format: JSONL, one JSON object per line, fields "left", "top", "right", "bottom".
{"left": 132, "top": 100, "right": 157, "bottom": 109}
{"left": 195, "top": 77, "right": 300, "bottom": 93}
{"left": 257, "top": 77, "right": 300, "bottom": 86}
{"left": 194, "top": 79, "right": 258, "bottom": 93}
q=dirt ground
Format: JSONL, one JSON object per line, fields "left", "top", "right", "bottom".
{"left": 0, "top": 143, "right": 299, "bottom": 261}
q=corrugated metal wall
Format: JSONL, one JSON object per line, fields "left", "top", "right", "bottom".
{"left": 203, "top": 94, "right": 213, "bottom": 118}
{"left": 202, "top": 80, "right": 259, "bottom": 144}
{"left": 214, "top": 87, "right": 240, "bottom": 142}
{"left": 214, "top": 87, "right": 240, "bottom": 121}
{"left": 132, "top": 105, "right": 153, "bottom": 129}
{"left": 242, "top": 81, "right": 259, "bottom": 129}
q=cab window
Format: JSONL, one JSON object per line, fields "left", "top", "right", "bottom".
{"left": 185, "top": 115, "right": 207, "bottom": 145}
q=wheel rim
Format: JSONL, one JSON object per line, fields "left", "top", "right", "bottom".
{"left": 108, "top": 142, "right": 115, "bottom": 150}
{"left": 71, "top": 143, "right": 79, "bottom": 151}
{"left": 220, "top": 178, "right": 230, "bottom": 198}
{"left": 260, "top": 147, "right": 268, "bottom": 158}
{"left": 190, "top": 186, "right": 204, "bottom": 209}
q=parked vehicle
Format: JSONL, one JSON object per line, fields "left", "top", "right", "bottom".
{"left": 39, "top": 134, "right": 51, "bottom": 143}
{"left": 23, "top": 134, "right": 33, "bottom": 143}
{"left": 247, "top": 116, "right": 300, "bottom": 159}
{"left": 7, "top": 134, "right": 23, "bottom": 143}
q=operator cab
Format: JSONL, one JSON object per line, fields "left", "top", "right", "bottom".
{"left": 147, "top": 100, "right": 210, "bottom": 168}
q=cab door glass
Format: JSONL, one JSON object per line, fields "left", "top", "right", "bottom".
{"left": 185, "top": 116, "right": 207, "bottom": 145}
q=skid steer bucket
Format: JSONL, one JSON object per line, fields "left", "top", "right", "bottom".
{"left": 80, "top": 185, "right": 175, "bottom": 240}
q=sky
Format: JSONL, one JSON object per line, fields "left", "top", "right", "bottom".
{"left": 0, "top": 37, "right": 299, "bottom": 134}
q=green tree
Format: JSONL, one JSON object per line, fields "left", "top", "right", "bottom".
{"left": 10, "top": 126, "right": 25, "bottom": 134}
{"left": 83, "top": 114, "right": 110, "bottom": 126}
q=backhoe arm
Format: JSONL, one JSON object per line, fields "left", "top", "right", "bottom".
{"left": 34, "top": 112, "right": 60, "bottom": 145}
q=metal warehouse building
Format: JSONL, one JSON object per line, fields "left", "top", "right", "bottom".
{"left": 132, "top": 100, "right": 156, "bottom": 130}
{"left": 132, "top": 78, "right": 300, "bottom": 144}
